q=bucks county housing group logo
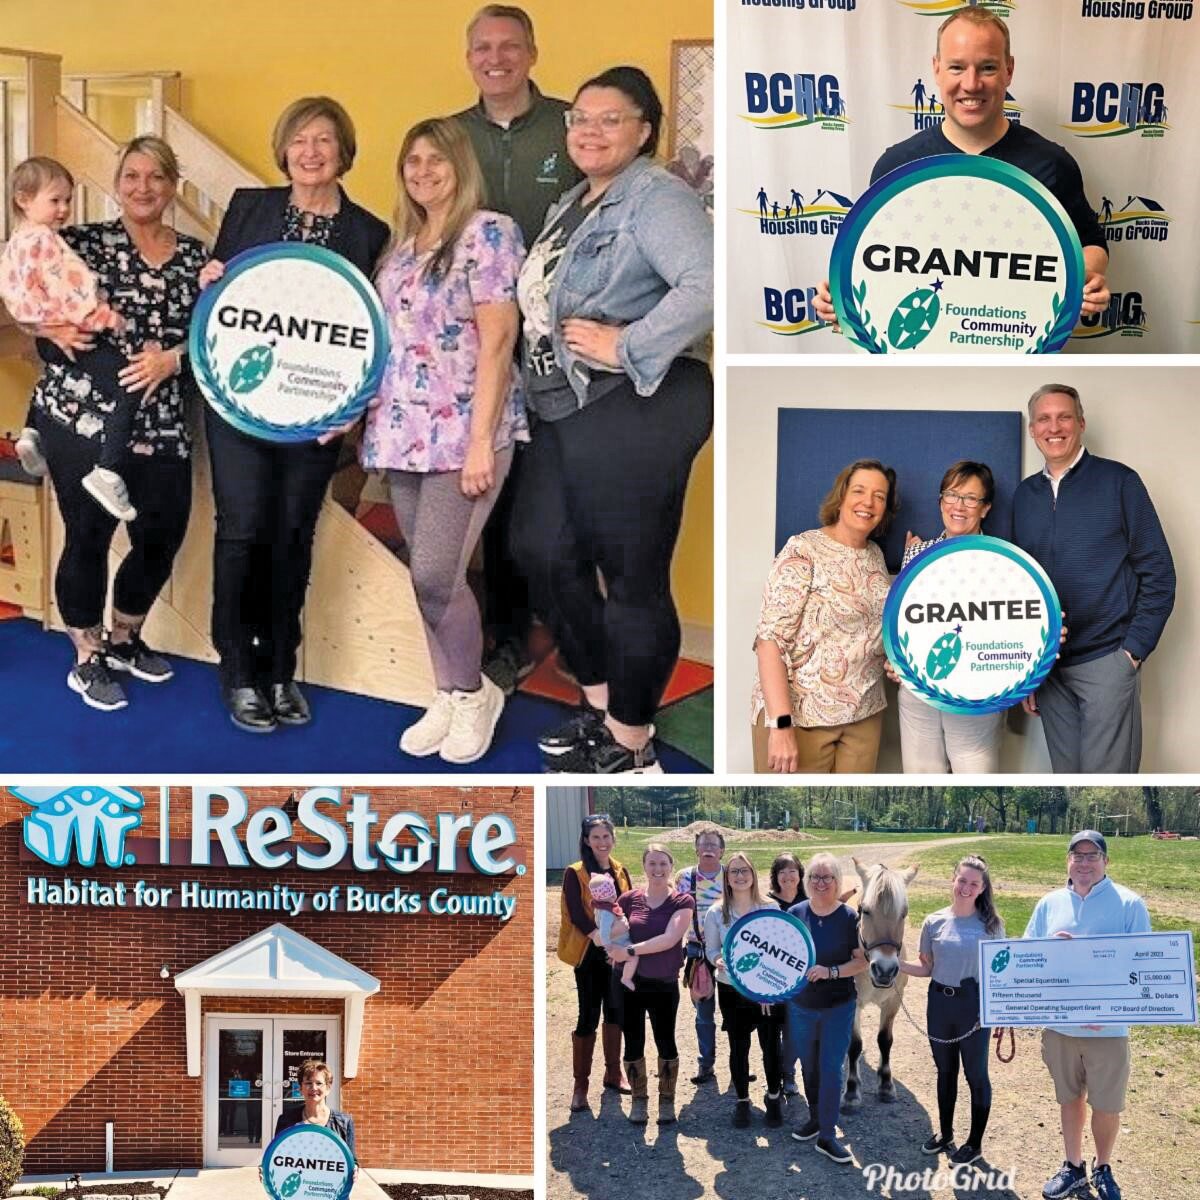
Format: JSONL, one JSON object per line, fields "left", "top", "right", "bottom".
{"left": 740, "top": 0, "right": 859, "bottom": 9}
{"left": 745, "top": 185, "right": 854, "bottom": 237}
{"left": 759, "top": 284, "right": 829, "bottom": 336}
{"left": 1080, "top": 1, "right": 1193, "bottom": 19}
{"left": 741, "top": 72, "right": 848, "bottom": 132}
{"left": 897, "top": 1, "right": 1014, "bottom": 16}
{"left": 1064, "top": 81, "right": 1169, "bottom": 137}
{"left": 893, "top": 83, "right": 1022, "bottom": 132}
{"left": 1072, "top": 290, "right": 1149, "bottom": 340}
{"left": 1096, "top": 193, "right": 1171, "bottom": 244}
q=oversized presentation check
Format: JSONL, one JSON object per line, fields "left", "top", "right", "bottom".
{"left": 980, "top": 933, "right": 1198, "bottom": 1028}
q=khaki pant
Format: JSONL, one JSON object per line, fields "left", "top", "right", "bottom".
{"left": 751, "top": 710, "right": 884, "bottom": 774}
{"left": 1040, "top": 1030, "right": 1131, "bottom": 1112}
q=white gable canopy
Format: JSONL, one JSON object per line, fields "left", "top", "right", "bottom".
{"left": 174, "top": 923, "right": 380, "bottom": 1077}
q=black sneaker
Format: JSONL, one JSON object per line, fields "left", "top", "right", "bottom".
{"left": 949, "top": 1143, "right": 981, "bottom": 1166}
{"left": 922, "top": 1133, "right": 954, "bottom": 1155}
{"left": 544, "top": 722, "right": 663, "bottom": 774}
{"left": 68, "top": 653, "right": 128, "bottom": 711}
{"left": 104, "top": 634, "right": 173, "bottom": 683}
{"left": 537, "top": 703, "right": 605, "bottom": 758}
{"left": 1091, "top": 1162, "right": 1122, "bottom": 1200}
{"left": 791, "top": 1117, "right": 820, "bottom": 1142}
{"left": 1043, "top": 1161, "right": 1088, "bottom": 1200}
{"left": 482, "top": 637, "right": 535, "bottom": 697}
{"left": 690, "top": 1066, "right": 716, "bottom": 1085}
{"left": 816, "top": 1136, "right": 853, "bottom": 1164}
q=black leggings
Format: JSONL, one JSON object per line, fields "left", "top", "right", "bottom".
{"left": 510, "top": 358, "right": 713, "bottom": 726}
{"left": 37, "top": 411, "right": 191, "bottom": 628}
{"left": 718, "top": 981, "right": 784, "bottom": 1098}
{"left": 621, "top": 977, "right": 681, "bottom": 1061}
{"left": 573, "top": 942, "right": 622, "bottom": 1036}
{"left": 206, "top": 408, "right": 341, "bottom": 686}
{"left": 37, "top": 338, "right": 134, "bottom": 472}
{"left": 928, "top": 979, "right": 992, "bottom": 1145}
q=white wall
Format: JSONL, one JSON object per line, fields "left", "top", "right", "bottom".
{"left": 727, "top": 364, "right": 1196, "bottom": 775}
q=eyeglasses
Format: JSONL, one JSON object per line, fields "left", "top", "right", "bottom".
{"left": 564, "top": 110, "right": 643, "bottom": 131}
{"left": 727, "top": 867, "right": 753, "bottom": 878}
{"left": 1069, "top": 851, "right": 1103, "bottom": 863}
{"left": 810, "top": 874, "right": 836, "bottom": 886}
{"left": 940, "top": 490, "right": 987, "bottom": 509}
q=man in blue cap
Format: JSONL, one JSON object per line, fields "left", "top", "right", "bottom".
{"left": 1024, "top": 831, "right": 1150, "bottom": 1200}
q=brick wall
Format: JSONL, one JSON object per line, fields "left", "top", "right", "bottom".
{"left": 0, "top": 785, "right": 533, "bottom": 1175}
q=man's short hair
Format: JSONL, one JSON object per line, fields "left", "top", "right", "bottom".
{"left": 1027, "top": 384, "right": 1084, "bottom": 422}
{"left": 936, "top": 8, "right": 1012, "bottom": 61}
{"left": 693, "top": 826, "right": 725, "bottom": 850}
{"left": 467, "top": 5, "right": 536, "bottom": 48}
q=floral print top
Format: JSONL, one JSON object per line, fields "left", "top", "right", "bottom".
{"left": 750, "top": 528, "right": 892, "bottom": 729}
{"left": 361, "top": 210, "right": 529, "bottom": 473}
{"left": 28, "top": 220, "right": 207, "bottom": 459}
{"left": 0, "top": 224, "right": 110, "bottom": 329}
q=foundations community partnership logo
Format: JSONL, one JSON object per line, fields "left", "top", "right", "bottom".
{"left": 1064, "top": 80, "right": 1169, "bottom": 137}
{"left": 1072, "top": 290, "right": 1149, "bottom": 340}
{"left": 892, "top": 82, "right": 1022, "bottom": 133}
{"left": 1080, "top": 1, "right": 1193, "bottom": 18}
{"left": 745, "top": 185, "right": 854, "bottom": 237}
{"left": 1096, "top": 193, "right": 1171, "bottom": 244}
{"left": 741, "top": 71, "right": 848, "bottom": 131}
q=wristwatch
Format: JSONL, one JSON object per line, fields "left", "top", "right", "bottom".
{"left": 830, "top": 964, "right": 840, "bottom": 980}
{"left": 628, "top": 944, "right": 637, "bottom": 957}
{"left": 764, "top": 713, "right": 793, "bottom": 729}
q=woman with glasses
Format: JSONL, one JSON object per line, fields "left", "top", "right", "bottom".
{"left": 891, "top": 461, "right": 1004, "bottom": 773}
{"left": 557, "top": 815, "right": 633, "bottom": 1112}
{"left": 605, "top": 843, "right": 694, "bottom": 1125}
{"left": 703, "top": 852, "right": 787, "bottom": 1129}
{"left": 899, "top": 855, "right": 1004, "bottom": 1167}
{"left": 786, "top": 853, "right": 868, "bottom": 1165}
{"left": 512, "top": 65, "right": 713, "bottom": 774}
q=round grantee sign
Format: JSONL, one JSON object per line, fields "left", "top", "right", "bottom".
{"left": 829, "top": 156, "right": 1085, "bottom": 354}
{"left": 190, "top": 242, "right": 388, "bottom": 442}
{"left": 883, "top": 535, "right": 1062, "bottom": 715}
{"left": 724, "top": 909, "right": 816, "bottom": 1004}
{"left": 261, "top": 1122, "right": 355, "bottom": 1200}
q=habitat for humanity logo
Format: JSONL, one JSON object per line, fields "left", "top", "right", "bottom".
{"left": 892, "top": 82, "right": 1021, "bottom": 132}
{"left": 760, "top": 284, "right": 827, "bottom": 336}
{"left": 1065, "top": 81, "right": 1169, "bottom": 137}
{"left": 1072, "top": 290, "right": 1149, "bottom": 339}
{"left": 1080, "top": 2, "right": 1193, "bottom": 20}
{"left": 742, "top": 72, "right": 847, "bottom": 131}
{"left": 17, "top": 785, "right": 144, "bottom": 868}
{"left": 745, "top": 186, "right": 854, "bottom": 236}
{"left": 1096, "top": 193, "right": 1171, "bottom": 244}
{"left": 896, "top": 1, "right": 1015, "bottom": 16}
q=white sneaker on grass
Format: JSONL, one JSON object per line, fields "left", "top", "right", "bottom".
{"left": 439, "top": 676, "right": 504, "bottom": 764}
{"left": 399, "top": 691, "right": 454, "bottom": 757}
{"left": 82, "top": 466, "right": 137, "bottom": 522}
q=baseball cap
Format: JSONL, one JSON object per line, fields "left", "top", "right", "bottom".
{"left": 1068, "top": 829, "right": 1108, "bottom": 855}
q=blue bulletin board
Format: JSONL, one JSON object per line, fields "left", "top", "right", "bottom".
{"left": 775, "top": 409, "right": 1024, "bottom": 574}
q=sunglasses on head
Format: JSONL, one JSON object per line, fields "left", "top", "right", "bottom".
{"left": 582, "top": 814, "right": 613, "bottom": 830}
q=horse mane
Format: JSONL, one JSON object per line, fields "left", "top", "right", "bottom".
{"left": 865, "top": 863, "right": 905, "bottom": 915}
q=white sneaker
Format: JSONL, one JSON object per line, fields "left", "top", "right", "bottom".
{"left": 399, "top": 691, "right": 454, "bottom": 756}
{"left": 15, "top": 428, "right": 47, "bottom": 477}
{"left": 82, "top": 466, "right": 137, "bottom": 522}
{"left": 440, "top": 676, "right": 504, "bottom": 764}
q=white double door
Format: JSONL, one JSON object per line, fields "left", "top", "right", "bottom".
{"left": 204, "top": 1015, "right": 340, "bottom": 1167}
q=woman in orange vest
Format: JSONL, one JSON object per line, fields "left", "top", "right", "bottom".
{"left": 558, "top": 814, "right": 633, "bottom": 1112}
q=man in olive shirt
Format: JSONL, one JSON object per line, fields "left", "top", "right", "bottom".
{"left": 454, "top": 4, "right": 583, "bottom": 691}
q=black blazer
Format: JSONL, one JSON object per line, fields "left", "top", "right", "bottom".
{"left": 213, "top": 185, "right": 389, "bottom": 278}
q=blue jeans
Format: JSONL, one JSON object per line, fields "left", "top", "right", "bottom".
{"left": 693, "top": 990, "right": 716, "bottom": 1071}
{"left": 789, "top": 997, "right": 856, "bottom": 1137}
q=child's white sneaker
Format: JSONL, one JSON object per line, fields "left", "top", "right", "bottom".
{"left": 440, "top": 676, "right": 504, "bottom": 764}
{"left": 82, "top": 466, "right": 137, "bottom": 522}
{"left": 15, "top": 427, "right": 47, "bottom": 478}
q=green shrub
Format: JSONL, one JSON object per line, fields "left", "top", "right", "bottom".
{"left": 0, "top": 1094, "right": 24, "bottom": 1198}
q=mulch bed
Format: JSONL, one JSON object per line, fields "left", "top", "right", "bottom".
{"left": 380, "top": 1187, "right": 532, "bottom": 1200}
{"left": 16, "top": 1186, "right": 167, "bottom": 1198}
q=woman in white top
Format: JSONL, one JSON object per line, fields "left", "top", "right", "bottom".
{"left": 703, "top": 851, "right": 786, "bottom": 1129}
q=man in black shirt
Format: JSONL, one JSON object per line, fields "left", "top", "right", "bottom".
{"left": 814, "top": 8, "right": 1109, "bottom": 326}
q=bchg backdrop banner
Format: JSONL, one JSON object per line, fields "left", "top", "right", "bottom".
{"left": 728, "top": 0, "right": 1200, "bottom": 354}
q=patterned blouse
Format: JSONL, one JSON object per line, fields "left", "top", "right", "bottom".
{"left": 28, "top": 220, "right": 207, "bottom": 459}
{"left": 750, "top": 528, "right": 892, "bottom": 728}
{"left": 902, "top": 530, "right": 946, "bottom": 569}
{"left": 361, "top": 210, "right": 529, "bottom": 474}
{"left": 0, "top": 224, "right": 110, "bottom": 329}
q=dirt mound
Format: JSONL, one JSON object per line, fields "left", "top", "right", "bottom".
{"left": 657, "top": 820, "right": 820, "bottom": 844}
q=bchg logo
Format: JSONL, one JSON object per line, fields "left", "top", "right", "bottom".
{"left": 1065, "top": 81, "right": 1168, "bottom": 137}
{"left": 893, "top": 82, "right": 1022, "bottom": 132}
{"left": 742, "top": 72, "right": 847, "bottom": 131}
{"left": 1073, "top": 291, "right": 1148, "bottom": 339}
{"left": 1095, "top": 193, "right": 1171, "bottom": 244}
{"left": 745, "top": 186, "right": 854, "bottom": 237}
{"left": 897, "top": 1, "right": 1015, "bottom": 16}
{"left": 761, "top": 285, "right": 828, "bottom": 336}
{"left": 1080, "top": 1, "right": 1193, "bottom": 19}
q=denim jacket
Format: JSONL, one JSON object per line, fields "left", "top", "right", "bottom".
{"left": 541, "top": 155, "right": 713, "bottom": 406}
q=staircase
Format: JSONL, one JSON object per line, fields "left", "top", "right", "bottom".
{"left": 0, "top": 47, "right": 435, "bottom": 707}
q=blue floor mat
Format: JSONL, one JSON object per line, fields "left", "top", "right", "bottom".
{"left": 0, "top": 619, "right": 708, "bottom": 774}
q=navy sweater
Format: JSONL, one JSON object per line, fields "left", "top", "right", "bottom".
{"left": 1011, "top": 450, "right": 1174, "bottom": 666}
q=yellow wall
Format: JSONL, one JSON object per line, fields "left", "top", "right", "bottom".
{"left": 1, "top": 0, "right": 713, "bottom": 631}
